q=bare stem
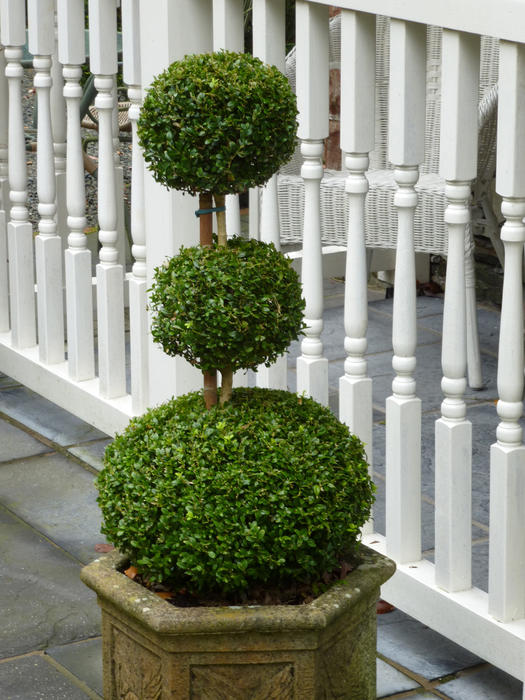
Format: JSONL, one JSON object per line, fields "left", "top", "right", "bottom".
{"left": 220, "top": 366, "right": 233, "bottom": 405}
{"left": 214, "top": 193, "right": 227, "bottom": 247}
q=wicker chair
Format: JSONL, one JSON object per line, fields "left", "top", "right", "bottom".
{"left": 279, "top": 16, "right": 500, "bottom": 389}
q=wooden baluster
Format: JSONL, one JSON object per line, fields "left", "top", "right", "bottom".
{"left": 51, "top": 39, "right": 68, "bottom": 250}
{"left": 295, "top": 0, "right": 328, "bottom": 405}
{"left": 58, "top": 0, "right": 95, "bottom": 381}
{"left": 89, "top": 0, "right": 126, "bottom": 398}
{"left": 253, "top": 0, "right": 288, "bottom": 390}
{"left": 29, "top": 0, "right": 65, "bottom": 364}
{"left": 1, "top": 0, "right": 36, "bottom": 349}
{"left": 385, "top": 19, "right": 425, "bottom": 563}
{"left": 435, "top": 30, "right": 478, "bottom": 592}
{"left": 489, "top": 40, "right": 525, "bottom": 623}
{"left": 0, "top": 46, "right": 9, "bottom": 332}
{"left": 213, "top": 0, "right": 243, "bottom": 239}
{"left": 123, "top": 0, "right": 148, "bottom": 413}
{"left": 112, "top": 77, "right": 126, "bottom": 267}
{"left": 339, "top": 9, "right": 375, "bottom": 533}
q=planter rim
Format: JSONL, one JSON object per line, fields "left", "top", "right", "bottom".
{"left": 81, "top": 545, "right": 395, "bottom": 636}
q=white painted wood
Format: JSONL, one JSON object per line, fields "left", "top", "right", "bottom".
{"left": 388, "top": 19, "right": 426, "bottom": 167}
{"left": 303, "top": 0, "right": 525, "bottom": 46}
{"left": 4, "top": 13, "right": 36, "bottom": 350}
{"left": 124, "top": 0, "right": 149, "bottom": 414}
{"left": 57, "top": 0, "right": 85, "bottom": 67}
{"left": 296, "top": 0, "right": 329, "bottom": 142}
{"left": 249, "top": 187, "right": 260, "bottom": 240}
{"left": 90, "top": 0, "right": 126, "bottom": 399}
{"left": 88, "top": 0, "right": 118, "bottom": 76}
{"left": 139, "top": 0, "right": 210, "bottom": 405}
{"left": 385, "top": 19, "right": 425, "bottom": 564}
{"left": 32, "top": 41, "right": 65, "bottom": 364}
{"left": 489, "top": 40, "right": 525, "bottom": 625}
{"left": 435, "top": 30, "right": 479, "bottom": 593}
{"left": 51, "top": 47, "right": 68, "bottom": 251}
{"left": 295, "top": 1, "right": 328, "bottom": 405}
{"left": 364, "top": 534, "right": 525, "bottom": 684}
{"left": 0, "top": 47, "right": 9, "bottom": 332}
{"left": 112, "top": 79, "right": 127, "bottom": 268}
{"left": 213, "top": 0, "right": 243, "bottom": 53}
{"left": 60, "top": 0, "right": 95, "bottom": 382}
{"left": 338, "top": 11, "right": 376, "bottom": 533}
{"left": 0, "top": 0, "right": 26, "bottom": 47}
{"left": 0, "top": 335, "right": 133, "bottom": 436}
{"left": 253, "top": 0, "right": 286, "bottom": 72}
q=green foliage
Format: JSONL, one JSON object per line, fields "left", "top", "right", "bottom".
{"left": 137, "top": 50, "right": 298, "bottom": 196}
{"left": 97, "top": 388, "right": 375, "bottom": 595}
{"left": 149, "top": 237, "right": 305, "bottom": 373}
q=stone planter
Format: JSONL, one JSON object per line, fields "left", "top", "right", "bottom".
{"left": 81, "top": 546, "right": 395, "bottom": 699}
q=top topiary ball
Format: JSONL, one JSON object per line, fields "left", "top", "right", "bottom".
{"left": 137, "top": 50, "right": 298, "bottom": 196}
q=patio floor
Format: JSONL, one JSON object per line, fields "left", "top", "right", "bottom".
{"left": 0, "top": 281, "right": 523, "bottom": 699}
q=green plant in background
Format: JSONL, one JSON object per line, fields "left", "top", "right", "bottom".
{"left": 149, "top": 238, "right": 305, "bottom": 404}
{"left": 98, "top": 389, "right": 374, "bottom": 595}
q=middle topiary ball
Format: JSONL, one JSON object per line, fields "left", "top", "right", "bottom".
{"left": 149, "top": 237, "right": 305, "bottom": 373}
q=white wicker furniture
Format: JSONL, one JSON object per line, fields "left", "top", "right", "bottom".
{"left": 279, "top": 16, "right": 500, "bottom": 389}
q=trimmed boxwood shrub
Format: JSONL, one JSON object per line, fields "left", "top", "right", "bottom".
{"left": 97, "top": 388, "right": 375, "bottom": 595}
{"left": 149, "top": 237, "right": 305, "bottom": 373}
{"left": 137, "top": 50, "right": 298, "bottom": 196}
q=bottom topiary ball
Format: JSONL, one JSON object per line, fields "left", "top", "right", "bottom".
{"left": 97, "top": 388, "right": 375, "bottom": 596}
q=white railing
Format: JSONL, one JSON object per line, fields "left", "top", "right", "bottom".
{"left": 0, "top": 0, "right": 524, "bottom": 692}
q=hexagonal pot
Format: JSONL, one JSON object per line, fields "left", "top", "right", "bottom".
{"left": 81, "top": 546, "right": 395, "bottom": 699}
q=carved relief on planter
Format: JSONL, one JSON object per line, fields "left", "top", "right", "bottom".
{"left": 190, "top": 663, "right": 294, "bottom": 699}
{"left": 113, "top": 627, "right": 162, "bottom": 700}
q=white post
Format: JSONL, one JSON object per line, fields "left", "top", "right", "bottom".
{"left": 339, "top": 9, "right": 375, "bottom": 533}
{"left": 123, "top": 0, "right": 149, "bottom": 414}
{"left": 295, "top": 0, "right": 329, "bottom": 405}
{"left": 435, "top": 30, "right": 479, "bottom": 592}
{"left": 58, "top": 0, "right": 95, "bottom": 382}
{"left": 2, "top": 0, "right": 36, "bottom": 349}
{"left": 213, "top": 0, "right": 243, "bottom": 241}
{"left": 89, "top": 0, "right": 126, "bottom": 399}
{"left": 51, "top": 40, "right": 68, "bottom": 251}
{"left": 29, "top": 0, "right": 65, "bottom": 365}
{"left": 385, "top": 19, "right": 425, "bottom": 563}
{"left": 253, "top": 0, "right": 288, "bottom": 390}
{"left": 112, "top": 77, "right": 127, "bottom": 268}
{"left": 139, "top": 0, "right": 211, "bottom": 405}
{"left": 489, "top": 39, "right": 525, "bottom": 623}
{"left": 0, "top": 47, "right": 9, "bottom": 332}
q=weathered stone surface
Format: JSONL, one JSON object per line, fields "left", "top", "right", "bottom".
{"left": 81, "top": 546, "right": 395, "bottom": 699}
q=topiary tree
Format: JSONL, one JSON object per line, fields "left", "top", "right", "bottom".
{"left": 149, "top": 237, "right": 304, "bottom": 404}
{"left": 98, "top": 389, "right": 375, "bottom": 596}
{"left": 137, "top": 50, "right": 299, "bottom": 406}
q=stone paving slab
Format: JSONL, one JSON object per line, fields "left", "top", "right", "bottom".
{"left": 377, "top": 608, "right": 482, "bottom": 680}
{"left": 439, "top": 665, "right": 522, "bottom": 699}
{"left": 0, "top": 387, "right": 106, "bottom": 446}
{"left": 0, "top": 655, "right": 93, "bottom": 699}
{"left": 0, "top": 453, "right": 104, "bottom": 565}
{"left": 67, "top": 440, "right": 111, "bottom": 473}
{"left": 377, "top": 657, "right": 421, "bottom": 697}
{"left": 0, "top": 417, "right": 51, "bottom": 462}
{"left": 46, "top": 639, "right": 103, "bottom": 699}
{"left": 0, "top": 505, "right": 100, "bottom": 659}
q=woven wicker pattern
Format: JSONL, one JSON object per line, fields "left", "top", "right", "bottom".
{"left": 279, "top": 17, "right": 500, "bottom": 258}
